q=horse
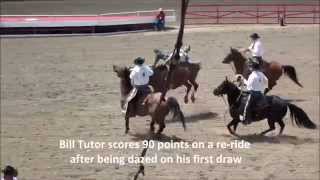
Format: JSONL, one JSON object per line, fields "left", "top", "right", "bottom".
{"left": 213, "top": 77, "right": 316, "bottom": 136}
{"left": 113, "top": 65, "right": 186, "bottom": 135}
{"left": 222, "top": 48, "right": 303, "bottom": 94}
{"left": 152, "top": 48, "right": 201, "bottom": 103}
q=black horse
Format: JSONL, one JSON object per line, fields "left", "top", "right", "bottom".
{"left": 213, "top": 77, "right": 316, "bottom": 136}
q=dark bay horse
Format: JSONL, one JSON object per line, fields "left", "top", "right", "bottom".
{"left": 213, "top": 78, "right": 316, "bottom": 136}
{"left": 153, "top": 48, "right": 201, "bottom": 103}
{"left": 222, "top": 48, "right": 303, "bottom": 94}
{"left": 113, "top": 65, "right": 186, "bottom": 135}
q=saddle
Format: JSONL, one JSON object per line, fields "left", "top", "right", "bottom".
{"left": 238, "top": 92, "right": 270, "bottom": 119}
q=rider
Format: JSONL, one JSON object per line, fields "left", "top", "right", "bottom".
{"left": 130, "top": 57, "right": 154, "bottom": 91}
{"left": 240, "top": 58, "right": 268, "bottom": 125}
{"left": 243, "top": 33, "right": 264, "bottom": 66}
{"left": 122, "top": 57, "right": 154, "bottom": 114}
{"left": 164, "top": 45, "right": 191, "bottom": 64}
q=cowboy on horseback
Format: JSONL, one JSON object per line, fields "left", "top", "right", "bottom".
{"left": 243, "top": 33, "right": 264, "bottom": 66}
{"left": 164, "top": 45, "right": 191, "bottom": 65}
{"left": 122, "top": 57, "right": 154, "bottom": 114}
{"left": 238, "top": 58, "right": 268, "bottom": 125}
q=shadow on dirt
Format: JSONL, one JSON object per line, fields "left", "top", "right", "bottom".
{"left": 282, "top": 98, "right": 306, "bottom": 103}
{"left": 130, "top": 132, "right": 188, "bottom": 143}
{"left": 226, "top": 134, "right": 316, "bottom": 145}
{"left": 167, "top": 111, "right": 218, "bottom": 124}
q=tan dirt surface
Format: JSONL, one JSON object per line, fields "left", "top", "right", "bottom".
{"left": 1, "top": 25, "right": 319, "bottom": 180}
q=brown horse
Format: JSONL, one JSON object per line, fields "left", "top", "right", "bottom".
{"left": 113, "top": 65, "right": 186, "bottom": 135}
{"left": 152, "top": 49, "right": 201, "bottom": 103}
{"left": 222, "top": 48, "right": 303, "bottom": 94}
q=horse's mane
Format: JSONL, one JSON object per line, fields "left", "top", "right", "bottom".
{"left": 153, "top": 64, "right": 168, "bottom": 71}
{"left": 232, "top": 48, "right": 247, "bottom": 61}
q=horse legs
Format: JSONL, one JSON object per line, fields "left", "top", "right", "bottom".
{"left": 190, "top": 80, "right": 199, "bottom": 103}
{"left": 227, "top": 119, "right": 240, "bottom": 136}
{"left": 260, "top": 119, "right": 276, "bottom": 135}
{"left": 125, "top": 116, "right": 130, "bottom": 134}
{"left": 150, "top": 118, "right": 155, "bottom": 133}
{"left": 278, "top": 119, "right": 285, "bottom": 135}
{"left": 157, "top": 120, "right": 166, "bottom": 135}
{"left": 183, "top": 82, "right": 192, "bottom": 104}
{"left": 233, "top": 120, "right": 239, "bottom": 132}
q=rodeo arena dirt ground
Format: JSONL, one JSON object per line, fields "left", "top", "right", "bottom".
{"left": 1, "top": 1, "right": 319, "bottom": 180}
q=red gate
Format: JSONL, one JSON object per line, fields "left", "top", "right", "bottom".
{"left": 186, "top": 4, "right": 320, "bottom": 25}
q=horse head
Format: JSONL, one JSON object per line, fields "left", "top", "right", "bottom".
{"left": 113, "top": 65, "right": 130, "bottom": 78}
{"left": 113, "top": 65, "right": 132, "bottom": 96}
{"left": 213, "top": 76, "right": 236, "bottom": 96}
{"left": 222, "top": 47, "right": 245, "bottom": 64}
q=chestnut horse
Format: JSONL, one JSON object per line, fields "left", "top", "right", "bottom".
{"left": 113, "top": 65, "right": 186, "bottom": 135}
{"left": 222, "top": 48, "right": 303, "bottom": 94}
{"left": 152, "top": 49, "right": 201, "bottom": 103}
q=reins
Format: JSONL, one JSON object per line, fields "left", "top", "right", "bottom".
{"left": 219, "top": 83, "right": 243, "bottom": 125}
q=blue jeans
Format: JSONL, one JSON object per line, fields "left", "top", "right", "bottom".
{"left": 155, "top": 20, "right": 165, "bottom": 30}
{"left": 243, "top": 90, "right": 263, "bottom": 122}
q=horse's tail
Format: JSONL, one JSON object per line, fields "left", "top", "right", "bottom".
{"left": 167, "top": 97, "right": 186, "bottom": 130}
{"left": 287, "top": 103, "right": 317, "bottom": 129}
{"left": 282, "top": 65, "right": 303, "bottom": 87}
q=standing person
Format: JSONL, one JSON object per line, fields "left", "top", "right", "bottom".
{"left": 155, "top": 8, "right": 166, "bottom": 31}
{"left": 240, "top": 58, "right": 268, "bottom": 125}
{"left": 1, "top": 166, "right": 18, "bottom": 180}
{"left": 243, "top": 33, "right": 264, "bottom": 66}
{"left": 122, "top": 57, "right": 154, "bottom": 114}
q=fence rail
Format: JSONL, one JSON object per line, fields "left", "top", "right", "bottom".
{"left": 186, "top": 4, "right": 320, "bottom": 25}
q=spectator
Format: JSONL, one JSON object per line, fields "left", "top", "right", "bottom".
{"left": 155, "top": 8, "right": 165, "bottom": 31}
{"left": 1, "top": 166, "right": 18, "bottom": 180}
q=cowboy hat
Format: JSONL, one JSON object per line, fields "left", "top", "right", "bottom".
{"left": 133, "top": 57, "right": 145, "bottom": 65}
{"left": 2, "top": 165, "right": 18, "bottom": 176}
{"left": 250, "top": 33, "right": 260, "bottom": 39}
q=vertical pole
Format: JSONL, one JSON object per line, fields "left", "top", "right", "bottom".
{"left": 313, "top": 7, "right": 316, "bottom": 24}
{"left": 277, "top": 6, "right": 280, "bottom": 24}
{"left": 217, "top": 5, "right": 219, "bottom": 24}
{"left": 284, "top": 5, "right": 286, "bottom": 24}
{"left": 256, "top": 5, "right": 259, "bottom": 24}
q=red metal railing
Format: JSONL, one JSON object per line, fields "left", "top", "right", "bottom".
{"left": 186, "top": 4, "right": 320, "bottom": 25}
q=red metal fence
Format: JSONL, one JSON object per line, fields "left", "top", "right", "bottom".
{"left": 186, "top": 4, "right": 320, "bottom": 25}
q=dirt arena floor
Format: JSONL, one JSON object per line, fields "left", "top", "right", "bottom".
{"left": 1, "top": 24, "right": 319, "bottom": 180}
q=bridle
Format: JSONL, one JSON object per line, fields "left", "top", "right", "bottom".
{"left": 217, "top": 82, "right": 243, "bottom": 124}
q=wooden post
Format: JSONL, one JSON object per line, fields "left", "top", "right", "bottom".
{"left": 161, "top": 0, "right": 189, "bottom": 101}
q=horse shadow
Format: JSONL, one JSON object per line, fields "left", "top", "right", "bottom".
{"left": 226, "top": 134, "right": 316, "bottom": 145}
{"left": 282, "top": 98, "right": 306, "bottom": 103}
{"left": 130, "top": 132, "right": 188, "bottom": 143}
{"left": 167, "top": 111, "right": 218, "bottom": 124}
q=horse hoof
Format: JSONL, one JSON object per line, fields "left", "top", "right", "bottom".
{"left": 184, "top": 98, "right": 189, "bottom": 104}
{"left": 191, "top": 96, "right": 195, "bottom": 103}
{"left": 125, "top": 129, "right": 129, "bottom": 134}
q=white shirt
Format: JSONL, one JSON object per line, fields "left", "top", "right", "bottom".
{"left": 129, "top": 64, "right": 154, "bottom": 86}
{"left": 244, "top": 71, "right": 268, "bottom": 93}
{"left": 248, "top": 39, "right": 264, "bottom": 57}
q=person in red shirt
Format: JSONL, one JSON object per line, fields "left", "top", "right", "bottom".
{"left": 155, "top": 8, "right": 165, "bottom": 31}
